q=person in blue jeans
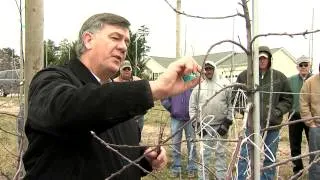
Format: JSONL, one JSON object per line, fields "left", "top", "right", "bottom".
{"left": 235, "top": 46, "right": 292, "bottom": 180}
{"left": 238, "top": 129, "right": 280, "bottom": 180}
{"left": 189, "top": 60, "right": 233, "bottom": 180}
{"left": 162, "top": 89, "right": 197, "bottom": 178}
{"left": 300, "top": 63, "right": 320, "bottom": 180}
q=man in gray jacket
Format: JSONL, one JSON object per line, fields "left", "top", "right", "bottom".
{"left": 189, "top": 60, "right": 233, "bottom": 180}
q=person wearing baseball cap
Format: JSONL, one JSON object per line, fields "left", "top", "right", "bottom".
{"left": 236, "top": 46, "right": 293, "bottom": 180}
{"left": 288, "top": 56, "right": 312, "bottom": 176}
{"left": 114, "top": 60, "right": 140, "bottom": 82}
{"left": 189, "top": 60, "right": 232, "bottom": 179}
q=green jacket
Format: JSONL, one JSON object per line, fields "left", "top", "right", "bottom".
{"left": 236, "top": 69, "right": 293, "bottom": 128}
{"left": 288, "top": 73, "right": 312, "bottom": 114}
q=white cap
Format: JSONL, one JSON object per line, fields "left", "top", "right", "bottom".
{"left": 204, "top": 60, "right": 216, "bottom": 68}
{"left": 296, "top": 56, "right": 311, "bottom": 64}
{"left": 259, "top": 52, "right": 269, "bottom": 59}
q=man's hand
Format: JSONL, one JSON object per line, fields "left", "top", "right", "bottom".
{"left": 149, "top": 57, "right": 201, "bottom": 100}
{"left": 217, "top": 118, "right": 233, "bottom": 136}
{"left": 144, "top": 146, "right": 167, "bottom": 171}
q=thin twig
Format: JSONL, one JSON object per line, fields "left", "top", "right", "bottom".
{"left": 226, "top": 135, "right": 244, "bottom": 180}
{"left": 163, "top": 0, "right": 245, "bottom": 19}
{"left": 261, "top": 116, "right": 320, "bottom": 132}
{"left": 261, "top": 150, "right": 320, "bottom": 171}
{"left": 90, "top": 131, "right": 158, "bottom": 180}
{"left": 250, "top": 29, "right": 320, "bottom": 49}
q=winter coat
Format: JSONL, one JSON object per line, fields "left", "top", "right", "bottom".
{"left": 300, "top": 74, "right": 320, "bottom": 127}
{"left": 161, "top": 89, "right": 192, "bottom": 121}
{"left": 189, "top": 69, "right": 232, "bottom": 127}
{"left": 288, "top": 73, "right": 312, "bottom": 114}
{"left": 23, "top": 59, "right": 154, "bottom": 180}
{"left": 236, "top": 68, "right": 292, "bottom": 128}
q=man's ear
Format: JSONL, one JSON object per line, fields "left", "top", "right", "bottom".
{"left": 82, "top": 32, "right": 94, "bottom": 50}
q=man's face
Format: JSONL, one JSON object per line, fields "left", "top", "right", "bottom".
{"left": 297, "top": 62, "right": 311, "bottom": 76}
{"left": 88, "top": 24, "right": 130, "bottom": 75}
{"left": 259, "top": 56, "right": 269, "bottom": 72}
{"left": 120, "top": 67, "right": 132, "bottom": 80}
{"left": 204, "top": 65, "right": 214, "bottom": 79}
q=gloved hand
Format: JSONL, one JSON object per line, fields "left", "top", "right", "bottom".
{"left": 269, "top": 108, "right": 283, "bottom": 126}
{"left": 192, "top": 122, "right": 207, "bottom": 136}
{"left": 217, "top": 118, "right": 233, "bottom": 136}
{"left": 192, "top": 121, "right": 200, "bottom": 130}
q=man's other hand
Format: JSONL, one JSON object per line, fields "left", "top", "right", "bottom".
{"left": 144, "top": 146, "right": 167, "bottom": 171}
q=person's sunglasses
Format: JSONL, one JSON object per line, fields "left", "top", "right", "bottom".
{"left": 122, "top": 67, "right": 131, "bottom": 71}
{"left": 299, "top": 63, "right": 309, "bottom": 68}
{"left": 204, "top": 67, "right": 214, "bottom": 71}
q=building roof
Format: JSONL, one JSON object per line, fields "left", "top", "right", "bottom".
{"left": 150, "top": 51, "right": 233, "bottom": 68}
{"left": 149, "top": 56, "right": 176, "bottom": 68}
{"left": 218, "top": 48, "right": 284, "bottom": 68}
{"left": 150, "top": 47, "right": 296, "bottom": 69}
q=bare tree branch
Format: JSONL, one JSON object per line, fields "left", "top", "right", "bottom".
{"left": 261, "top": 150, "right": 320, "bottom": 171}
{"left": 90, "top": 131, "right": 158, "bottom": 180}
{"left": 226, "top": 135, "right": 244, "bottom": 180}
{"left": 250, "top": 29, "right": 320, "bottom": 49}
{"left": 163, "top": 0, "right": 245, "bottom": 19}
{"left": 261, "top": 116, "right": 320, "bottom": 132}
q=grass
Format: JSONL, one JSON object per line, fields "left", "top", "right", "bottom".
{"left": 0, "top": 97, "right": 19, "bottom": 179}
{"left": 142, "top": 101, "right": 309, "bottom": 179}
{"left": 0, "top": 98, "right": 310, "bottom": 179}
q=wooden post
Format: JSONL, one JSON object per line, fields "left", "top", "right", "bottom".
{"left": 176, "top": 0, "right": 181, "bottom": 58}
{"left": 24, "top": 0, "right": 44, "bottom": 147}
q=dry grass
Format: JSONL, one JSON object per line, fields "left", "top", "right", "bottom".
{"left": 0, "top": 97, "right": 20, "bottom": 179}
{"left": 0, "top": 98, "right": 310, "bottom": 179}
{"left": 142, "top": 102, "right": 309, "bottom": 179}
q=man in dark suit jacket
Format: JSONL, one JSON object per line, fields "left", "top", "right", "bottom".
{"left": 23, "top": 13, "right": 201, "bottom": 180}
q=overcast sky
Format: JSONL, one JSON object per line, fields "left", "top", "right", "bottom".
{"left": 1, "top": 0, "right": 320, "bottom": 71}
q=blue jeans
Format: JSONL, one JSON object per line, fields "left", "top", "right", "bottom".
{"left": 198, "top": 133, "right": 227, "bottom": 180}
{"left": 237, "top": 129, "right": 280, "bottom": 180}
{"left": 171, "top": 118, "right": 197, "bottom": 173}
{"left": 308, "top": 127, "right": 320, "bottom": 180}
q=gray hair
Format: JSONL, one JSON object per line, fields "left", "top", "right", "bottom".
{"left": 75, "top": 13, "right": 130, "bottom": 58}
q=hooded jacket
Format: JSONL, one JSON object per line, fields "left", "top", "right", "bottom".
{"left": 236, "top": 46, "right": 293, "bottom": 127}
{"left": 161, "top": 89, "right": 192, "bottom": 121}
{"left": 23, "top": 59, "right": 153, "bottom": 180}
{"left": 189, "top": 61, "right": 233, "bottom": 128}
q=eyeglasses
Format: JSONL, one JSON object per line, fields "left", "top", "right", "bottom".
{"left": 204, "top": 67, "right": 214, "bottom": 71}
{"left": 299, "top": 63, "right": 309, "bottom": 68}
{"left": 122, "top": 67, "right": 131, "bottom": 71}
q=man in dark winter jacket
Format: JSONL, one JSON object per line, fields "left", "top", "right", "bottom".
{"left": 23, "top": 13, "right": 202, "bottom": 180}
{"left": 288, "top": 56, "right": 312, "bottom": 176}
{"left": 236, "top": 46, "right": 293, "bottom": 180}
